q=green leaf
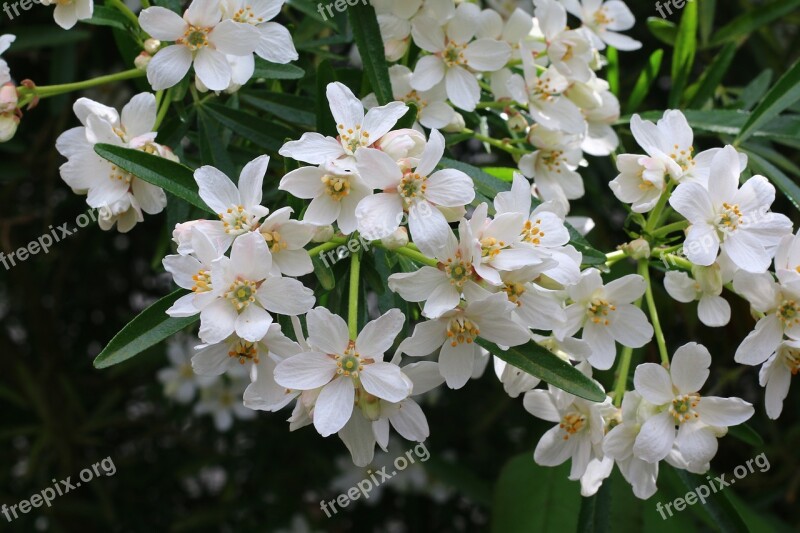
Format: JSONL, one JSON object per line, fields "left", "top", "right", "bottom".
{"left": 726, "top": 423, "right": 765, "bottom": 447}
{"left": 670, "top": 467, "right": 749, "bottom": 533}
{"left": 646, "top": 17, "right": 677, "bottom": 47}
{"left": 737, "top": 70, "right": 773, "bottom": 111}
{"left": 94, "top": 290, "right": 199, "bottom": 369}
{"left": 252, "top": 58, "right": 306, "bottom": 80}
{"left": 669, "top": 0, "right": 698, "bottom": 107}
{"left": 741, "top": 147, "right": 800, "bottom": 211}
{"left": 240, "top": 91, "right": 316, "bottom": 128}
{"left": 348, "top": 2, "right": 393, "bottom": 105}
{"left": 626, "top": 49, "right": 664, "bottom": 114}
{"left": 483, "top": 167, "right": 518, "bottom": 182}
{"left": 202, "top": 102, "right": 296, "bottom": 151}
{"left": 94, "top": 143, "right": 213, "bottom": 214}
{"left": 475, "top": 338, "right": 606, "bottom": 402}
{"left": 735, "top": 58, "right": 800, "bottom": 143}
{"left": 83, "top": 5, "right": 131, "bottom": 30}
{"left": 317, "top": 59, "right": 338, "bottom": 137}
{"left": 312, "top": 254, "right": 336, "bottom": 291}
{"left": 492, "top": 456, "right": 581, "bottom": 533}
{"left": 578, "top": 480, "right": 611, "bottom": 533}
{"left": 197, "top": 109, "right": 235, "bottom": 177}
{"left": 698, "top": 0, "right": 716, "bottom": 46}
{"left": 707, "top": 0, "right": 800, "bottom": 47}
{"left": 687, "top": 42, "right": 736, "bottom": 108}
{"left": 605, "top": 47, "right": 619, "bottom": 96}
{"left": 439, "top": 157, "right": 511, "bottom": 199}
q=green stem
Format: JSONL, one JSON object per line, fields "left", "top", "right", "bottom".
{"left": 348, "top": 250, "right": 361, "bottom": 340}
{"left": 108, "top": 0, "right": 141, "bottom": 28}
{"left": 461, "top": 128, "right": 529, "bottom": 156}
{"left": 19, "top": 69, "right": 146, "bottom": 104}
{"left": 154, "top": 87, "right": 173, "bottom": 130}
{"left": 651, "top": 220, "right": 689, "bottom": 238}
{"left": 391, "top": 245, "right": 439, "bottom": 267}
{"left": 605, "top": 249, "right": 627, "bottom": 268}
{"left": 613, "top": 346, "right": 634, "bottom": 407}
{"left": 307, "top": 238, "right": 346, "bottom": 258}
{"left": 639, "top": 259, "right": 670, "bottom": 365}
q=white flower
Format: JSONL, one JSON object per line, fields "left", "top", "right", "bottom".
{"left": 373, "top": 0, "right": 426, "bottom": 61}
{"left": 759, "top": 339, "right": 800, "bottom": 419}
{"left": 632, "top": 343, "right": 754, "bottom": 466}
{"left": 556, "top": 269, "right": 653, "bottom": 370}
{"left": 670, "top": 145, "right": 792, "bottom": 273}
{"left": 157, "top": 333, "right": 216, "bottom": 404}
{"left": 279, "top": 82, "right": 408, "bottom": 166}
{"left": 398, "top": 293, "right": 531, "bottom": 389}
{"left": 524, "top": 383, "right": 611, "bottom": 480}
{"left": 534, "top": 0, "right": 594, "bottom": 83}
{"left": 221, "top": 0, "right": 298, "bottom": 64}
{"left": 139, "top": 0, "right": 260, "bottom": 90}
{"left": 562, "top": 0, "right": 641, "bottom": 51}
{"left": 194, "top": 377, "right": 256, "bottom": 431}
{"left": 609, "top": 154, "right": 666, "bottom": 213}
{"left": 163, "top": 226, "right": 227, "bottom": 317}
{"left": 199, "top": 231, "right": 315, "bottom": 344}
{"left": 663, "top": 264, "right": 732, "bottom": 328}
{"left": 773, "top": 228, "right": 800, "bottom": 290}
{"left": 0, "top": 82, "right": 19, "bottom": 143}
{"left": 496, "top": 268, "right": 567, "bottom": 332}
{"left": 55, "top": 93, "right": 169, "bottom": 233}
{"left": 256, "top": 207, "right": 315, "bottom": 277}
{"left": 732, "top": 270, "right": 800, "bottom": 366}
{"left": 410, "top": 2, "right": 511, "bottom": 111}
{"left": 274, "top": 308, "right": 413, "bottom": 437}
{"left": 379, "top": 64, "right": 459, "bottom": 130}
{"left": 578, "top": 79, "right": 620, "bottom": 156}
{"left": 518, "top": 125, "right": 584, "bottom": 206}
{"left": 0, "top": 35, "right": 15, "bottom": 86}
{"left": 493, "top": 357, "right": 541, "bottom": 398}
{"left": 602, "top": 391, "right": 659, "bottom": 499}
{"left": 40, "top": 0, "right": 93, "bottom": 29}
{"left": 355, "top": 129, "right": 474, "bottom": 256}
{"left": 280, "top": 163, "right": 370, "bottom": 234}
{"left": 194, "top": 155, "right": 271, "bottom": 251}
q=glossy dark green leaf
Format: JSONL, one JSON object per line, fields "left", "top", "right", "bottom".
{"left": 707, "top": 0, "right": 800, "bottom": 47}
{"left": 742, "top": 147, "right": 800, "bottom": 211}
{"left": 578, "top": 479, "right": 611, "bottom": 533}
{"left": 317, "top": 59, "right": 339, "bottom": 136}
{"left": 252, "top": 58, "right": 306, "bottom": 80}
{"left": 670, "top": 467, "right": 749, "bottom": 533}
{"left": 240, "top": 91, "right": 316, "bottom": 128}
{"left": 736, "top": 58, "right": 800, "bottom": 143}
{"left": 202, "top": 103, "right": 296, "bottom": 151}
{"left": 348, "top": 2, "right": 393, "bottom": 105}
{"left": 687, "top": 43, "right": 736, "bottom": 108}
{"left": 626, "top": 49, "right": 663, "bottom": 114}
{"left": 94, "top": 290, "right": 199, "bottom": 369}
{"left": 395, "top": 102, "right": 419, "bottom": 130}
{"left": 669, "top": 0, "right": 698, "bottom": 107}
{"left": 646, "top": 17, "right": 677, "bottom": 46}
{"left": 727, "top": 423, "right": 765, "bottom": 447}
{"left": 83, "top": 5, "right": 131, "bottom": 30}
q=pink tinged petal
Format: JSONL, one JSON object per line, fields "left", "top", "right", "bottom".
{"left": 279, "top": 166, "right": 326, "bottom": 198}
{"left": 139, "top": 6, "right": 187, "bottom": 40}
{"left": 230, "top": 231, "right": 272, "bottom": 280}
{"left": 362, "top": 101, "right": 408, "bottom": 142}
{"left": 683, "top": 223, "right": 720, "bottom": 266}
{"left": 199, "top": 299, "right": 237, "bottom": 343}
{"left": 411, "top": 16, "right": 445, "bottom": 53}
{"left": 463, "top": 39, "right": 511, "bottom": 72}
{"left": 147, "top": 45, "right": 193, "bottom": 90}
{"left": 534, "top": 425, "right": 575, "bottom": 467}
{"left": 388, "top": 399, "right": 429, "bottom": 441}
{"left": 674, "top": 422, "right": 718, "bottom": 466}
{"left": 669, "top": 182, "right": 713, "bottom": 223}
{"left": 306, "top": 307, "right": 350, "bottom": 354}
{"left": 438, "top": 341, "right": 475, "bottom": 389}
{"left": 256, "top": 277, "right": 315, "bottom": 315}
{"left": 327, "top": 81, "right": 365, "bottom": 130}
{"left": 255, "top": 23, "right": 299, "bottom": 63}
{"left": 398, "top": 320, "right": 448, "bottom": 357}
{"left": 314, "top": 377, "right": 356, "bottom": 436}
{"left": 411, "top": 55, "right": 446, "bottom": 92}
{"left": 416, "top": 129, "right": 446, "bottom": 177}
{"left": 279, "top": 133, "right": 345, "bottom": 165}
{"left": 357, "top": 309, "right": 405, "bottom": 357}
{"left": 338, "top": 412, "right": 377, "bottom": 467}
{"left": 605, "top": 274, "right": 646, "bottom": 303}
{"left": 356, "top": 193, "right": 404, "bottom": 240}
{"left": 235, "top": 304, "right": 273, "bottom": 342}
{"left": 696, "top": 396, "right": 754, "bottom": 427}
{"left": 633, "top": 411, "right": 675, "bottom": 463}
{"left": 445, "top": 66, "right": 480, "bottom": 112}
{"left": 723, "top": 231, "right": 770, "bottom": 273}
{"left": 354, "top": 147, "right": 403, "bottom": 188}
{"left": 185, "top": 0, "right": 221, "bottom": 27}
{"left": 424, "top": 169, "right": 475, "bottom": 206}
{"left": 408, "top": 203, "right": 452, "bottom": 258}
{"left": 607, "top": 304, "right": 653, "bottom": 348}
{"left": 191, "top": 343, "right": 231, "bottom": 376}
{"left": 360, "top": 362, "right": 412, "bottom": 402}
{"left": 633, "top": 363, "right": 674, "bottom": 405}
{"left": 522, "top": 390, "right": 561, "bottom": 422}
{"left": 274, "top": 351, "right": 338, "bottom": 389}
{"left": 194, "top": 48, "right": 231, "bottom": 92}
{"left": 670, "top": 342, "right": 711, "bottom": 393}
{"left": 697, "top": 294, "right": 731, "bottom": 327}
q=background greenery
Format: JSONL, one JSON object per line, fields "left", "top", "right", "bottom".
{"left": 1, "top": 0, "right": 800, "bottom": 530}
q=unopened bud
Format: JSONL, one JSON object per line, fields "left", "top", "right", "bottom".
{"left": 0, "top": 112, "right": 19, "bottom": 142}
{"left": 381, "top": 227, "right": 408, "bottom": 250}
{"left": 507, "top": 110, "right": 528, "bottom": 133}
{"left": 134, "top": 52, "right": 151, "bottom": 70}
{"left": 443, "top": 112, "right": 465, "bottom": 133}
{"left": 621, "top": 238, "right": 650, "bottom": 260}
{"left": 144, "top": 38, "right": 161, "bottom": 55}
{"left": 311, "top": 225, "right": 334, "bottom": 243}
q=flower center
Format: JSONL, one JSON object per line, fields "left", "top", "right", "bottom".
{"left": 321, "top": 174, "right": 351, "bottom": 201}
{"left": 229, "top": 339, "right": 259, "bottom": 365}
{"left": 442, "top": 40, "right": 466, "bottom": 67}
{"left": 503, "top": 283, "right": 526, "bottom": 306}
{"left": 783, "top": 348, "right": 800, "bottom": 375}
{"left": 402, "top": 90, "right": 427, "bottom": 110}
{"left": 398, "top": 172, "right": 427, "bottom": 206}
{"left": 480, "top": 237, "right": 507, "bottom": 261}
{"left": 261, "top": 229, "right": 287, "bottom": 253}
{"left": 587, "top": 298, "right": 616, "bottom": 326}
{"left": 532, "top": 77, "right": 554, "bottom": 101}
{"left": 540, "top": 150, "right": 565, "bottom": 172}
{"left": 715, "top": 202, "right": 743, "bottom": 234}
{"left": 670, "top": 393, "right": 700, "bottom": 423}
{"left": 178, "top": 26, "right": 210, "bottom": 51}
{"left": 337, "top": 123, "right": 369, "bottom": 153}
{"left": 336, "top": 343, "right": 371, "bottom": 379}
{"left": 226, "top": 279, "right": 258, "bottom": 311}
{"left": 669, "top": 144, "right": 696, "bottom": 172}
{"left": 521, "top": 219, "right": 546, "bottom": 245}
{"left": 232, "top": 5, "right": 265, "bottom": 24}
{"left": 444, "top": 252, "right": 471, "bottom": 288}
{"left": 109, "top": 164, "right": 134, "bottom": 186}
{"left": 446, "top": 317, "right": 480, "bottom": 347}
{"left": 218, "top": 205, "right": 260, "bottom": 235}
{"left": 777, "top": 300, "right": 800, "bottom": 326}
{"left": 592, "top": 8, "right": 612, "bottom": 27}
{"left": 559, "top": 412, "right": 586, "bottom": 439}
{"left": 192, "top": 269, "right": 212, "bottom": 293}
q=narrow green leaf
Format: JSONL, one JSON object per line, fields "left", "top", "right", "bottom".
{"left": 736, "top": 58, "right": 800, "bottom": 143}
{"left": 742, "top": 147, "right": 800, "bottom": 211}
{"left": 626, "top": 49, "right": 664, "bottom": 114}
{"left": 240, "top": 91, "right": 316, "bottom": 128}
{"left": 252, "top": 58, "right": 306, "bottom": 80}
{"left": 83, "top": 5, "right": 131, "bottom": 30}
{"left": 317, "top": 59, "right": 338, "bottom": 137}
{"left": 670, "top": 467, "right": 749, "bottom": 533}
{"left": 348, "top": 2, "right": 393, "bottom": 105}
{"left": 197, "top": 109, "right": 235, "bottom": 177}
{"left": 708, "top": 0, "right": 800, "bottom": 47}
{"left": 646, "top": 17, "right": 677, "bottom": 47}
{"left": 202, "top": 103, "right": 296, "bottom": 151}
{"left": 726, "top": 423, "right": 765, "bottom": 447}
{"left": 737, "top": 70, "right": 773, "bottom": 111}
{"left": 669, "top": 0, "right": 698, "bottom": 107}
{"left": 578, "top": 479, "right": 611, "bottom": 533}
{"left": 438, "top": 157, "right": 511, "bottom": 199}
{"left": 698, "top": 0, "right": 716, "bottom": 46}
{"left": 94, "top": 290, "right": 199, "bottom": 369}
{"left": 687, "top": 42, "right": 736, "bottom": 109}
{"left": 94, "top": 143, "right": 213, "bottom": 214}
{"left": 476, "top": 338, "right": 606, "bottom": 402}
{"left": 606, "top": 47, "right": 619, "bottom": 96}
